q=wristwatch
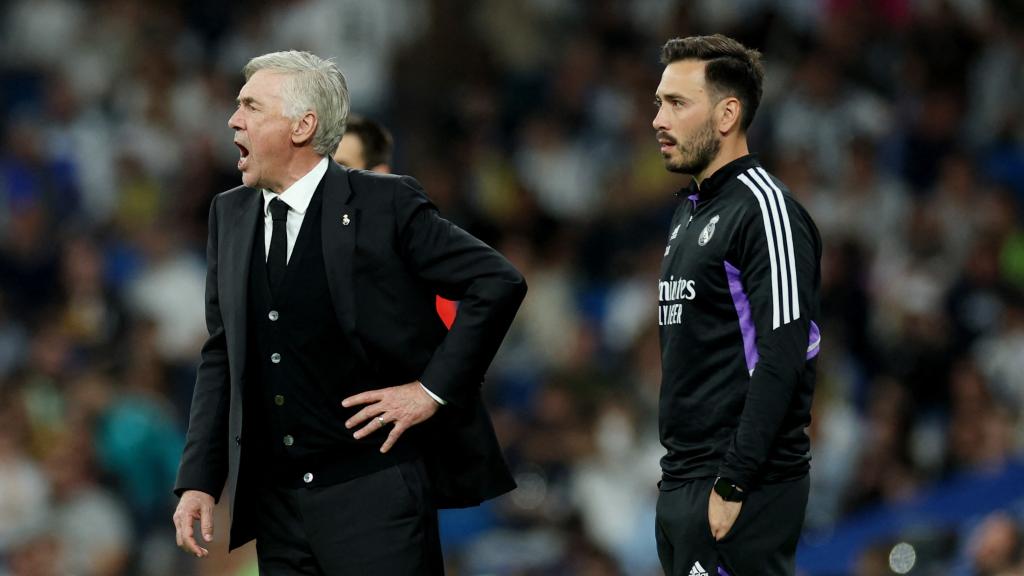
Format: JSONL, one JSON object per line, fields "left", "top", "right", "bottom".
{"left": 713, "top": 476, "right": 747, "bottom": 502}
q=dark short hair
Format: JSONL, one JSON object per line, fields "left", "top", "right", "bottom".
{"left": 661, "top": 34, "right": 764, "bottom": 131}
{"left": 344, "top": 114, "right": 393, "bottom": 169}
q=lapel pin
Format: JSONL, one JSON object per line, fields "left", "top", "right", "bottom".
{"left": 342, "top": 214, "right": 351, "bottom": 226}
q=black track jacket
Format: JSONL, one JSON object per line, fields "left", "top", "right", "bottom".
{"left": 658, "top": 154, "right": 822, "bottom": 491}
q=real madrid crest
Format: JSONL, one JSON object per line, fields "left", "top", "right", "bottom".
{"left": 698, "top": 215, "right": 719, "bottom": 246}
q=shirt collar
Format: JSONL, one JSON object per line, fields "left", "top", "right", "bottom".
{"left": 681, "top": 154, "right": 761, "bottom": 201}
{"left": 262, "top": 156, "right": 329, "bottom": 216}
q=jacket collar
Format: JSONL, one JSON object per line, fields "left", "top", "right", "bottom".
{"left": 681, "top": 154, "right": 760, "bottom": 202}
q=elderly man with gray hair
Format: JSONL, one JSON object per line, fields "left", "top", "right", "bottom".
{"left": 171, "top": 51, "right": 526, "bottom": 575}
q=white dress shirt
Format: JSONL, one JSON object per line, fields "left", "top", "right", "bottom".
{"left": 262, "top": 157, "right": 328, "bottom": 263}
{"left": 260, "top": 157, "right": 445, "bottom": 405}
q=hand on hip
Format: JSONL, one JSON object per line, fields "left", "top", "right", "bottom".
{"left": 343, "top": 381, "right": 440, "bottom": 453}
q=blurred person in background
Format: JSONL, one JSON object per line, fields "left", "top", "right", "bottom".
{"left": 55, "top": 234, "right": 126, "bottom": 362}
{"left": 0, "top": 397, "right": 49, "bottom": 557}
{"left": 93, "top": 319, "right": 183, "bottom": 534}
{"left": 652, "top": 34, "right": 821, "bottom": 576}
{"left": 334, "top": 114, "right": 458, "bottom": 328}
{"left": 841, "top": 379, "right": 918, "bottom": 513}
{"left": 171, "top": 50, "right": 525, "bottom": 575}
{"left": 570, "top": 393, "right": 662, "bottom": 574}
{"left": 968, "top": 512, "right": 1023, "bottom": 576}
{"left": 125, "top": 225, "right": 207, "bottom": 368}
{"left": 332, "top": 113, "right": 393, "bottom": 174}
{"left": 43, "top": 425, "right": 131, "bottom": 576}
{"left": 4, "top": 531, "right": 63, "bottom": 576}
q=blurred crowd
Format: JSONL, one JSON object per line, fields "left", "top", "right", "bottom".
{"left": 1, "top": 0, "right": 1023, "bottom": 574}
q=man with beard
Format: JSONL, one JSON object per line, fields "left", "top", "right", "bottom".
{"left": 651, "top": 35, "right": 822, "bottom": 576}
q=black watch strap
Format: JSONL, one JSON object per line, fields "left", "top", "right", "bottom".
{"left": 713, "top": 476, "right": 747, "bottom": 502}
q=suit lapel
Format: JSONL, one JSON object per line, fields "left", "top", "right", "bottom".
{"left": 223, "top": 188, "right": 261, "bottom": 385}
{"left": 321, "top": 160, "right": 368, "bottom": 363}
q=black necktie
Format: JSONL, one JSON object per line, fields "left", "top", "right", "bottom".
{"left": 267, "top": 197, "right": 289, "bottom": 298}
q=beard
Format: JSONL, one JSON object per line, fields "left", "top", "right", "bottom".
{"left": 662, "top": 116, "right": 720, "bottom": 176}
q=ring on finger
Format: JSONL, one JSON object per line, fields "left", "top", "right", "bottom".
{"left": 377, "top": 415, "right": 386, "bottom": 427}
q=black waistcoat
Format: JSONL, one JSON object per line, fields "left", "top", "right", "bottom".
{"left": 243, "top": 187, "right": 416, "bottom": 489}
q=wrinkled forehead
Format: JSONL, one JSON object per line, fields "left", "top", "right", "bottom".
{"left": 238, "top": 69, "right": 287, "bottom": 101}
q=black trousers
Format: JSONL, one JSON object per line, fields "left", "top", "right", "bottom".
{"left": 655, "top": 475, "right": 808, "bottom": 576}
{"left": 254, "top": 459, "right": 444, "bottom": 576}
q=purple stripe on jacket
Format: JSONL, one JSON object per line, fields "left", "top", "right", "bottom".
{"left": 724, "top": 262, "right": 821, "bottom": 372}
{"left": 807, "top": 320, "right": 821, "bottom": 360}
{"left": 724, "top": 261, "right": 759, "bottom": 375}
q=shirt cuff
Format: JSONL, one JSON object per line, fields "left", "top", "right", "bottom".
{"left": 420, "top": 383, "right": 447, "bottom": 405}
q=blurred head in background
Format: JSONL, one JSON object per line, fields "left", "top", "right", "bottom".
{"left": 334, "top": 114, "right": 393, "bottom": 173}
{"left": 229, "top": 50, "right": 349, "bottom": 192}
{"left": 970, "top": 512, "right": 1023, "bottom": 576}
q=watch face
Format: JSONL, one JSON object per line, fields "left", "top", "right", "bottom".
{"left": 715, "top": 478, "right": 743, "bottom": 501}
{"left": 714, "top": 478, "right": 728, "bottom": 496}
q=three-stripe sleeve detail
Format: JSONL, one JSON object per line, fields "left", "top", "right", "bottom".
{"left": 757, "top": 167, "right": 800, "bottom": 321}
{"left": 737, "top": 168, "right": 800, "bottom": 329}
{"left": 737, "top": 172, "right": 781, "bottom": 329}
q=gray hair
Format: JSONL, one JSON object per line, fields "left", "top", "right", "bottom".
{"left": 243, "top": 50, "right": 349, "bottom": 156}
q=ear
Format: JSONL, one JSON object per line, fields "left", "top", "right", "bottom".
{"left": 291, "top": 111, "right": 318, "bottom": 146}
{"left": 715, "top": 97, "right": 742, "bottom": 135}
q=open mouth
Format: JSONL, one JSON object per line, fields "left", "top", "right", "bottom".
{"left": 236, "top": 142, "right": 250, "bottom": 169}
{"left": 657, "top": 132, "right": 676, "bottom": 153}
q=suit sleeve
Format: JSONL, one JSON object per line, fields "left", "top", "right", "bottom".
{"left": 718, "top": 180, "right": 821, "bottom": 490}
{"left": 174, "top": 195, "right": 231, "bottom": 501}
{"left": 392, "top": 176, "right": 527, "bottom": 408}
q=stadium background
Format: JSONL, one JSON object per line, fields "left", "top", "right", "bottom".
{"left": 1, "top": 0, "right": 1023, "bottom": 574}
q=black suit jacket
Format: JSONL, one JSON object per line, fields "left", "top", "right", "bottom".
{"left": 174, "top": 160, "right": 526, "bottom": 549}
